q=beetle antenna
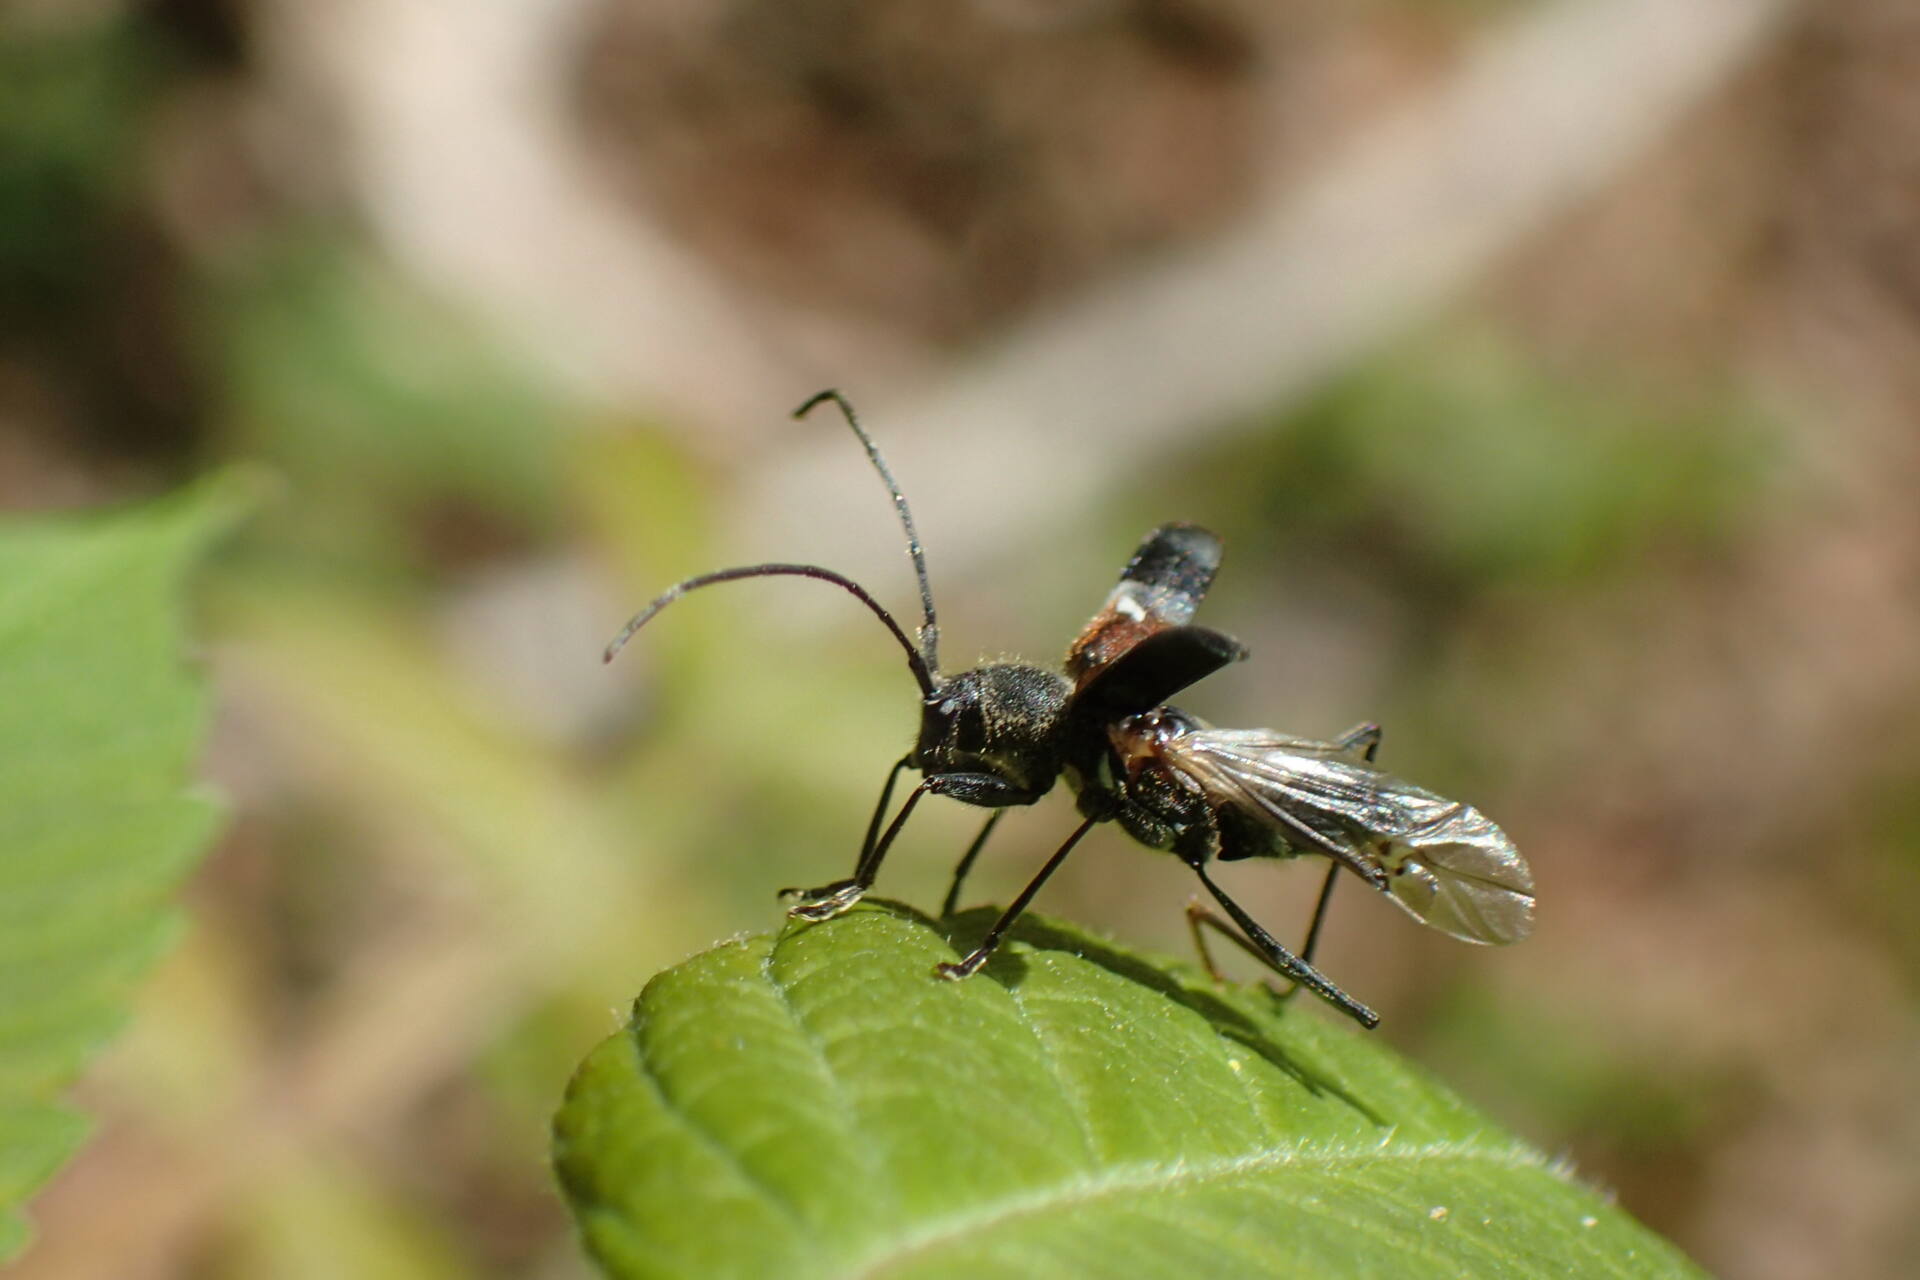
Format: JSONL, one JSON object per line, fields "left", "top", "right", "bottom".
{"left": 604, "top": 562, "right": 936, "bottom": 697}
{"left": 792, "top": 390, "right": 940, "bottom": 676}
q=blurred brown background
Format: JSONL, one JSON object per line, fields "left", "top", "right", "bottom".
{"left": 4, "top": 0, "right": 1918, "bottom": 1277}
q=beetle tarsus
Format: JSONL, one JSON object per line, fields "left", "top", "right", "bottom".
{"left": 934, "top": 953, "right": 987, "bottom": 981}
{"left": 784, "top": 880, "right": 866, "bottom": 921}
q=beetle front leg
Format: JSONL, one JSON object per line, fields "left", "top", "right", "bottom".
{"left": 923, "top": 773, "right": 1045, "bottom": 807}
{"left": 780, "top": 754, "right": 910, "bottom": 905}
{"left": 785, "top": 773, "right": 1041, "bottom": 923}
{"left": 785, "top": 781, "right": 930, "bottom": 921}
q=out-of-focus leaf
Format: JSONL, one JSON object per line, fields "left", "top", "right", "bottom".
{"left": 0, "top": 477, "right": 245, "bottom": 1262}
{"left": 224, "top": 1161, "right": 471, "bottom": 1280}
{"left": 555, "top": 904, "right": 1702, "bottom": 1279}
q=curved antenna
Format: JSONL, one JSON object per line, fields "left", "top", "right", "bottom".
{"left": 792, "top": 390, "right": 940, "bottom": 676}
{"left": 604, "top": 562, "right": 936, "bottom": 697}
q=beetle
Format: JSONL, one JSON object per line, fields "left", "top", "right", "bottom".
{"left": 606, "top": 391, "right": 1534, "bottom": 1028}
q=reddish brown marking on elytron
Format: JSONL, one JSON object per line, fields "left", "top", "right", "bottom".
{"left": 1066, "top": 611, "right": 1159, "bottom": 686}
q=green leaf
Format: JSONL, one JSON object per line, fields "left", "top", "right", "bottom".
{"left": 0, "top": 476, "right": 247, "bottom": 1262}
{"left": 555, "top": 904, "right": 1702, "bottom": 1279}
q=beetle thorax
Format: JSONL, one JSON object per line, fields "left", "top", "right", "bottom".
{"left": 916, "top": 662, "right": 1072, "bottom": 793}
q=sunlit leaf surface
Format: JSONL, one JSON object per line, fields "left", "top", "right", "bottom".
{"left": 555, "top": 904, "right": 1702, "bottom": 1279}
{"left": 0, "top": 479, "right": 243, "bottom": 1261}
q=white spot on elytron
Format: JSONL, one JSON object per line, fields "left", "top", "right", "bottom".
{"left": 1428, "top": 1206, "right": 1448, "bottom": 1222}
{"left": 1114, "top": 589, "right": 1148, "bottom": 621}
{"left": 1581, "top": 1216, "right": 1598, "bottom": 1229}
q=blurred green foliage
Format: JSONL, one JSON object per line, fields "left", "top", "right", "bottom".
{"left": 210, "top": 242, "right": 565, "bottom": 565}
{"left": 1423, "top": 987, "right": 1744, "bottom": 1161}
{"left": 1228, "top": 328, "right": 1766, "bottom": 591}
{"left": 0, "top": 21, "right": 156, "bottom": 312}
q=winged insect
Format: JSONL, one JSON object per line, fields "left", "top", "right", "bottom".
{"left": 607, "top": 392, "right": 1534, "bottom": 1027}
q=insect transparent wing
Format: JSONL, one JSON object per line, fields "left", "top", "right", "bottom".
{"left": 1164, "top": 730, "right": 1386, "bottom": 875}
{"left": 1167, "top": 730, "right": 1535, "bottom": 945}
{"left": 1374, "top": 800, "right": 1535, "bottom": 945}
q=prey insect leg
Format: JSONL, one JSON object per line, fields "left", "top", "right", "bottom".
{"left": 1334, "top": 721, "right": 1383, "bottom": 761}
{"left": 1192, "top": 863, "right": 1379, "bottom": 1028}
{"left": 936, "top": 817, "right": 1097, "bottom": 980}
{"left": 1287, "top": 722, "right": 1378, "bottom": 963}
{"left": 1298, "top": 862, "right": 1341, "bottom": 965}
{"left": 940, "top": 810, "right": 1005, "bottom": 918}
{"left": 1185, "top": 897, "right": 1238, "bottom": 983}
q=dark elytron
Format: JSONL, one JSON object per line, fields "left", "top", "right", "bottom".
{"left": 607, "top": 391, "right": 1534, "bottom": 1028}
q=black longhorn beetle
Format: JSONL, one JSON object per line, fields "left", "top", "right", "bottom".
{"left": 606, "top": 391, "right": 1535, "bottom": 1028}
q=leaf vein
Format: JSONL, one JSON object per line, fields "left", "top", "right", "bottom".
{"left": 853, "top": 1140, "right": 1551, "bottom": 1279}
{"left": 1000, "top": 982, "right": 1101, "bottom": 1167}
{"left": 758, "top": 944, "right": 901, "bottom": 1227}
{"left": 620, "top": 1020, "right": 813, "bottom": 1237}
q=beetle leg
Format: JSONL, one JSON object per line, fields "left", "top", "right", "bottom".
{"left": 779, "top": 754, "right": 911, "bottom": 903}
{"left": 1192, "top": 863, "right": 1379, "bottom": 1029}
{"left": 923, "top": 772, "right": 1043, "bottom": 806}
{"left": 936, "top": 817, "right": 1097, "bottom": 980}
{"left": 785, "top": 781, "right": 930, "bottom": 921}
{"left": 1186, "top": 854, "right": 1347, "bottom": 996}
{"left": 940, "top": 810, "right": 1005, "bottom": 917}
